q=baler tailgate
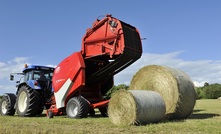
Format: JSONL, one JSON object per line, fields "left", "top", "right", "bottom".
{"left": 86, "top": 21, "right": 142, "bottom": 85}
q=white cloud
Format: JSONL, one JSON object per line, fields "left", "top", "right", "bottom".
{"left": 13, "top": 57, "right": 29, "bottom": 64}
{"left": 0, "top": 57, "right": 30, "bottom": 79}
{"left": 0, "top": 57, "right": 30, "bottom": 94}
{"left": 114, "top": 51, "right": 221, "bottom": 87}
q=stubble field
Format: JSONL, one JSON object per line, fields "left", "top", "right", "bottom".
{"left": 0, "top": 99, "right": 220, "bottom": 134}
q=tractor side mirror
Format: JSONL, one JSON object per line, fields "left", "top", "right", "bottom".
{"left": 10, "top": 74, "right": 14, "bottom": 81}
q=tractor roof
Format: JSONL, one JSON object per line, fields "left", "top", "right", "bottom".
{"left": 23, "top": 64, "right": 55, "bottom": 72}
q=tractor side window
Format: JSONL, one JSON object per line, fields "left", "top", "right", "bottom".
{"left": 25, "top": 71, "right": 32, "bottom": 81}
{"left": 44, "top": 72, "right": 53, "bottom": 81}
{"left": 44, "top": 73, "right": 50, "bottom": 80}
{"left": 28, "top": 72, "right": 32, "bottom": 81}
{"left": 50, "top": 72, "right": 53, "bottom": 80}
{"left": 32, "top": 70, "right": 53, "bottom": 81}
{"left": 33, "top": 71, "right": 41, "bottom": 80}
{"left": 20, "top": 76, "right": 25, "bottom": 83}
{"left": 34, "top": 70, "right": 48, "bottom": 81}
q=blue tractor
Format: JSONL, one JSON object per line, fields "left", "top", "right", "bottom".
{"left": 0, "top": 64, "right": 54, "bottom": 116}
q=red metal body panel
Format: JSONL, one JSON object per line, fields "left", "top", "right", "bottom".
{"left": 52, "top": 52, "right": 85, "bottom": 101}
{"left": 82, "top": 15, "right": 125, "bottom": 58}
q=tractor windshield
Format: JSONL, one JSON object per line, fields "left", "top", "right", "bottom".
{"left": 24, "top": 69, "right": 54, "bottom": 82}
{"left": 33, "top": 70, "right": 53, "bottom": 81}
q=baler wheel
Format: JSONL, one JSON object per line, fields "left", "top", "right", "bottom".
{"left": 16, "top": 85, "right": 41, "bottom": 117}
{"left": 88, "top": 109, "right": 95, "bottom": 116}
{"left": 99, "top": 107, "right": 108, "bottom": 117}
{"left": 66, "top": 96, "right": 88, "bottom": 118}
{"left": 0, "top": 93, "right": 16, "bottom": 116}
{"left": 47, "top": 111, "right": 54, "bottom": 118}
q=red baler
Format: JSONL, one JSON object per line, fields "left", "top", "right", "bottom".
{"left": 48, "top": 14, "right": 142, "bottom": 118}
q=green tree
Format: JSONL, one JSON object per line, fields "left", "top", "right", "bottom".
{"left": 105, "top": 84, "right": 129, "bottom": 97}
{"left": 204, "top": 82, "right": 209, "bottom": 87}
{"left": 203, "top": 83, "right": 221, "bottom": 99}
{"left": 195, "top": 86, "right": 204, "bottom": 99}
{"left": 195, "top": 83, "right": 221, "bottom": 99}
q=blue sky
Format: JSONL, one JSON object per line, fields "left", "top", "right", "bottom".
{"left": 1, "top": 0, "right": 221, "bottom": 94}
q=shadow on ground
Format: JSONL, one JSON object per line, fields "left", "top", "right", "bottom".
{"left": 188, "top": 109, "right": 220, "bottom": 119}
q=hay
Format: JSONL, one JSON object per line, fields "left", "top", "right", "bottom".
{"left": 130, "top": 65, "right": 197, "bottom": 119}
{"left": 108, "top": 89, "right": 166, "bottom": 125}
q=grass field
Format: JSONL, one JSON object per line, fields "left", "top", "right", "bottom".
{"left": 0, "top": 99, "right": 220, "bottom": 134}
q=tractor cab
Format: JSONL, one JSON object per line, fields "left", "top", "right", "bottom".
{"left": 10, "top": 64, "right": 55, "bottom": 91}
{"left": 2, "top": 64, "right": 55, "bottom": 117}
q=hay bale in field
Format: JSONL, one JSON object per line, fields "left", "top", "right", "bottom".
{"left": 108, "top": 89, "right": 166, "bottom": 125}
{"left": 218, "top": 97, "right": 221, "bottom": 100}
{"left": 130, "top": 65, "right": 197, "bottom": 119}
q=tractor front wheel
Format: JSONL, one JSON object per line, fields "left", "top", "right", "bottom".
{"left": 16, "top": 85, "right": 41, "bottom": 116}
{"left": 66, "top": 96, "right": 88, "bottom": 118}
{"left": 0, "top": 94, "right": 16, "bottom": 116}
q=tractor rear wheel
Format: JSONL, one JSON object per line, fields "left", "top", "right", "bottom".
{"left": 36, "top": 91, "right": 44, "bottom": 116}
{"left": 36, "top": 106, "right": 44, "bottom": 115}
{"left": 16, "top": 85, "right": 41, "bottom": 117}
{"left": 0, "top": 94, "right": 16, "bottom": 116}
{"left": 66, "top": 96, "right": 88, "bottom": 118}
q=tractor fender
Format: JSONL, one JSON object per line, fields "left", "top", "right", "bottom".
{"left": 26, "top": 80, "right": 41, "bottom": 90}
{"left": 16, "top": 82, "right": 27, "bottom": 95}
{"left": 16, "top": 81, "right": 42, "bottom": 95}
{"left": 16, "top": 80, "right": 45, "bottom": 96}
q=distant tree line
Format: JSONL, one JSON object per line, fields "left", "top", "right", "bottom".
{"left": 195, "top": 82, "right": 221, "bottom": 99}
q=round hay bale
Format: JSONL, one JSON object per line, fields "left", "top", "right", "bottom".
{"left": 130, "top": 65, "right": 197, "bottom": 119}
{"left": 108, "top": 89, "right": 166, "bottom": 125}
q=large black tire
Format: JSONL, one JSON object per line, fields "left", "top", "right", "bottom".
{"left": 0, "top": 93, "right": 16, "bottom": 116}
{"left": 36, "top": 106, "right": 44, "bottom": 115}
{"left": 36, "top": 90, "right": 44, "bottom": 115}
{"left": 66, "top": 96, "right": 88, "bottom": 118}
{"left": 99, "top": 107, "right": 108, "bottom": 117}
{"left": 88, "top": 109, "right": 95, "bottom": 116}
{"left": 16, "top": 85, "right": 41, "bottom": 117}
